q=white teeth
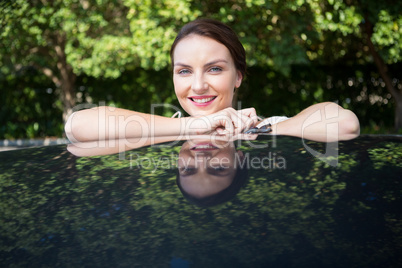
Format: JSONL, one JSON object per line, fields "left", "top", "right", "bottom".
{"left": 192, "top": 97, "right": 215, "bottom": 103}
{"left": 196, "top": 145, "right": 213, "bottom": 149}
{"left": 193, "top": 144, "right": 216, "bottom": 149}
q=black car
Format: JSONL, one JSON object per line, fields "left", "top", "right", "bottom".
{"left": 0, "top": 135, "right": 401, "bottom": 267}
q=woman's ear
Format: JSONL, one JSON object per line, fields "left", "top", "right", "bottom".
{"left": 235, "top": 71, "right": 243, "bottom": 88}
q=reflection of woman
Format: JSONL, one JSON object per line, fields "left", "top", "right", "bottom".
{"left": 65, "top": 19, "right": 359, "bottom": 144}
{"left": 177, "top": 140, "right": 248, "bottom": 207}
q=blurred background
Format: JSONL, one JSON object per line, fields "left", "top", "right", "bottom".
{"left": 1, "top": 0, "right": 401, "bottom": 140}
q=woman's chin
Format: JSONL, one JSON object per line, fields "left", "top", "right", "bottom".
{"left": 187, "top": 105, "right": 230, "bottom": 117}
{"left": 186, "top": 107, "right": 214, "bottom": 117}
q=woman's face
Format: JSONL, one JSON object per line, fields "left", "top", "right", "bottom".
{"left": 172, "top": 34, "right": 243, "bottom": 116}
{"left": 178, "top": 140, "right": 240, "bottom": 198}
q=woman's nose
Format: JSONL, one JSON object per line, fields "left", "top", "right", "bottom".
{"left": 194, "top": 151, "right": 212, "bottom": 158}
{"left": 191, "top": 74, "right": 208, "bottom": 94}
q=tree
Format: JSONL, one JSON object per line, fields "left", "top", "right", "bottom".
{"left": 0, "top": 0, "right": 329, "bottom": 124}
{"left": 0, "top": 0, "right": 134, "bottom": 122}
{"left": 0, "top": 0, "right": 202, "bottom": 124}
{"left": 305, "top": 0, "right": 402, "bottom": 129}
{"left": 1, "top": 0, "right": 401, "bottom": 133}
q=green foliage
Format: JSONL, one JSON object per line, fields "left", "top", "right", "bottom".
{"left": 125, "top": 0, "right": 201, "bottom": 70}
{"left": 307, "top": 0, "right": 402, "bottom": 64}
{"left": 372, "top": 10, "right": 402, "bottom": 63}
{"left": 3, "top": 0, "right": 399, "bottom": 78}
{"left": 241, "top": 64, "right": 398, "bottom": 131}
{"left": 0, "top": 69, "right": 63, "bottom": 139}
{"left": 0, "top": 0, "right": 401, "bottom": 138}
{"left": 1, "top": 0, "right": 133, "bottom": 79}
{"left": 368, "top": 142, "right": 402, "bottom": 169}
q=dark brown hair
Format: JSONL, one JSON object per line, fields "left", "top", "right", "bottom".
{"left": 176, "top": 151, "right": 249, "bottom": 208}
{"left": 176, "top": 165, "right": 248, "bottom": 208}
{"left": 170, "top": 18, "right": 246, "bottom": 78}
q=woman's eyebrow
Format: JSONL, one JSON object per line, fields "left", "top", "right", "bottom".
{"left": 174, "top": 62, "right": 191, "bottom": 68}
{"left": 174, "top": 59, "right": 229, "bottom": 68}
{"left": 205, "top": 59, "right": 228, "bottom": 66}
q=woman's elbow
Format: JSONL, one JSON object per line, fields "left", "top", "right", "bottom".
{"left": 64, "top": 112, "right": 77, "bottom": 142}
{"left": 64, "top": 108, "right": 100, "bottom": 142}
{"left": 339, "top": 109, "right": 360, "bottom": 140}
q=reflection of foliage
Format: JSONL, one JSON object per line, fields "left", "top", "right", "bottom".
{"left": 0, "top": 136, "right": 401, "bottom": 267}
{"left": 368, "top": 143, "right": 402, "bottom": 169}
{"left": 1, "top": 0, "right": 401, "bottom": 138}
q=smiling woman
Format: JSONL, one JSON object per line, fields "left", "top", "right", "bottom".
{"left": 65, "top": 18, "right": 360, "bottom": 145}
{"left": 176, "top": 139, "right": 249, "bottom": 207}
{"left": 172, "top": 35, "right": 242, "bottom": 116}
{"left": 170, "top": 18, "right": 245, "bottom": 117}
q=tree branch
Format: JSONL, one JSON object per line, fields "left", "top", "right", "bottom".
{"left": 363, "top": 16, "right": 401, "bottom": 102}
{"left": 31, "top": 63, "right": 61, "bottom": 87}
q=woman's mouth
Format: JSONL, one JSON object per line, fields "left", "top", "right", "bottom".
{"left": 191, "top": 143, "right": 218, "bottom": 151}
{"left": 189, "top": 96, "right": 217, "bottom": 106}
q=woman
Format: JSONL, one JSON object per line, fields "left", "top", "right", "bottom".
{"left": 177, "top": 139, "right": 248, "bottom": 207}
{"left": 65, "top": 18, "right": 359, "bottom": 144}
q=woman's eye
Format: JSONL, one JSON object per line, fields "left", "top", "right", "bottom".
{"left": 178, "top": 69, "right": 190, "bottom": 75}
{"left": 210, "top": 67, "right": 222, "bottom": 72}
{"left": 179, "top": 167, "right": 196, "bottom": 175}
{"left": 213, "top": 166, "right": 227, "bottom": 171}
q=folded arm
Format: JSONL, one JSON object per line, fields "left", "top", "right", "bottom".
{"left": 271, "top": 102, "right": 360, "bottom": 142}
{"left": 65, "top": 106, "right": 258, "bottom": 143}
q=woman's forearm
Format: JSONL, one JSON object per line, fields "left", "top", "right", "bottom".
{"left": 272, "top": 102, "right": 360, "bottom": 142}
{"left": 65, "top": 106, "right": 190, "bottom": 142}
{"left": 65, "top": 106, "right": 259, "bottom": 143}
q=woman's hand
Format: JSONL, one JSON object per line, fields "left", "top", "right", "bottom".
{"left": 185, "top": 107, "right": 258, "bottom": 136}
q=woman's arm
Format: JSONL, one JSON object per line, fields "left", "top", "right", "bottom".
{"left": 66, "top": 135, "right": 182, "bottom": 157}
{"left": 65, "top": 106, "right": 258, "bottom": 143}
{"left": 65, "top": 106, "right": 186, "bottom": 143}
{"left": 66, "top": 133, "right": 258, "bottom": 157}
{"left": 271, "top": 102, "right": 360, "bottom": 142}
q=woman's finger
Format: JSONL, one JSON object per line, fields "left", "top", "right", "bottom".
{"left": 205, "top": 107, "right": 259, "bottom": 135}
{"left": 239, "top": 108, "right": 259, "bottom": 124}
{"left": 232, "top": 109, "right": 256, "bottom": 133}
{"left": 213, "top": 112, "right": 235, "bottom": 134}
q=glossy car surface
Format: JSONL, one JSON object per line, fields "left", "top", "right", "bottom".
{"left": 0, "top": 135, "right": 401, "bottom": 267}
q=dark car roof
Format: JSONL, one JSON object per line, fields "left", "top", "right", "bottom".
{"left": 0, "top": 135, "right": 401, "bottom": 267}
